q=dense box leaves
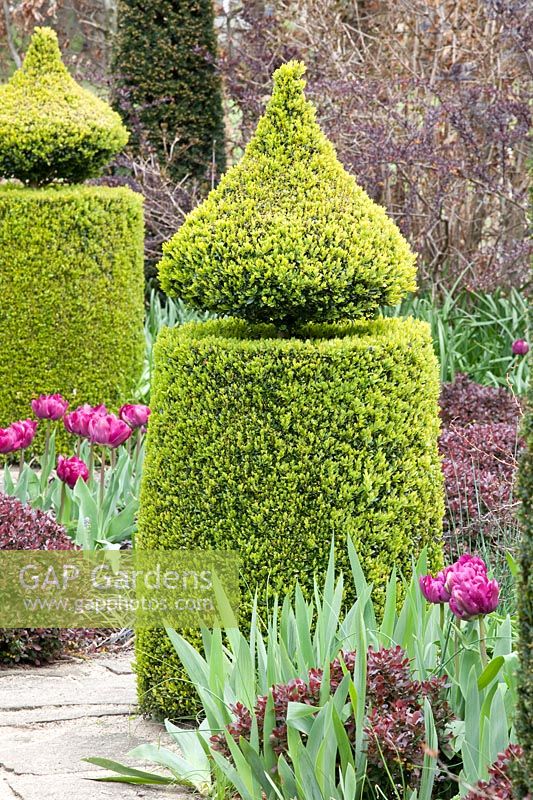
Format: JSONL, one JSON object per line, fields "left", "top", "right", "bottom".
{"left": 159, "top": 62, "right": 417, "bottom": 326}
{"left": 135, "top": 316, "right": 444, "bottom": 717}
{"left": 0, "top": 184, "right": 144, "bottom": 428}
{"left": 0, "top": 28, "right": 128, "bottom": 185}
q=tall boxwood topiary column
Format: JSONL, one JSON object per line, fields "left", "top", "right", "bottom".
{"left": 0, "top": 28, "right": 144, "bottom": 428}
{"left": 112, "top": 0, "right": 226, "bottom": 182}
{"left": 516, "top": 302, "right": 532, "bottom": 796}
{"left": 136, "top": 62, "right": 444, "bottom": 719}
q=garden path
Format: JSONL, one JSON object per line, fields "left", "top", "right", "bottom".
{"left": 0, "top": 652, "right": 191, "bottom": 799}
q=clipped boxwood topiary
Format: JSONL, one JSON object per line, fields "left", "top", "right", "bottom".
{"left": 160, "top": 62, "right": 416, "bottom": 327}
{"left": 0, "top": 28, "right": 144, "bottom": 431}
{"left": 136, "top": 62, "right": 443, "bottom": 718}
{"left": 0, "top": 493, "right": 75, "bottom": 665}
{"left": 0, "top": 27, "right": 128, "bottom": 186}
{"left": 136, "top": 316, "right": 444, "bottom": 718}
{"left": 0, "top": 183, "right": 144, "bottom": 428}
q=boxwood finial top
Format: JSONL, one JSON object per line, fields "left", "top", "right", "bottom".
{"left": 0, "top": 27, "right": 129, "bottom": 186}
{"left": 159, "top": 60, "right": 417, "bottom": 328}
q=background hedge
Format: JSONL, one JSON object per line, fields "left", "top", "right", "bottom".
{"left": 0, "top": 184, "right": 144, "bottom": 428}
{"left": 135, "top": 316, "right": 444, "bottom": 718}
{"left": 112, "top": 0, "right": 226, "bottom": 182}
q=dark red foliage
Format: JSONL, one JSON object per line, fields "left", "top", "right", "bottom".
{"left": 0, "top": 493, "right": 74, "bottom": 550}
{"left": 0, "top": 493, "right": 75, "bottom": 666}
{"left": 440, "top": 374, "right": 522, "bottom": 427}
{"left": 464, "top": 744, "right": 526, "bottom": 800}
{"left": 440, "top": 423, "right": 520, "bottom": 523}
{"left": 211, "top": 646, "right": 453, "bottom": 792}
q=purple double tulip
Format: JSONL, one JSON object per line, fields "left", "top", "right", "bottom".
{"left": 0, "top": 419, "right": 38, "bottom": 453}
{"left": 0, "top": 426, "right": 17, "bottom": 454}
{"left": 64, "top": 404, "right": 107, "bottom": 438}
{"left": 56, "top": 455, "right": 89, "bottom": 489}
{"left": 420, "top": 553, "right": 499, "bottom": 620}
{"left": 11, "top": 419, "right": 38, "bottom": 450}
{"left": 119, "top": 404, "right": 151, "bottom": 429}
{"left": 31, "top": 393, "right": 69, "bottom": 420}
{"left": 88, "top": 413, "right": 132, "bottom": 449}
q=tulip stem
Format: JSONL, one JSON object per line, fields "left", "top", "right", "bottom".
{"left": 454, "top": 621, "right": 461, "bottom": 680}
{"left": 88, "top": 445, "right": 94, "bottom": 483}
{"left": 99, "top": 448, "right": 106, "bottom": 508}
{"left": 19, "top": 449, "right": 24, "bottom": 475}
{"left": 111, "top": 449, "right": 116, "bottom": 470}
{"left": 439, "top": 611, "right": 453, "bottom": 677}
{"left": 135, "top": 430, "right": 142, "bottom": 474}
{"left": 76, "top": 438, "right": 81, "bottom": 459}
{"left": 59, "top": 481, "right": 66, "bottom": 523}
{"left": 44, "top": 421, "right": 51, "bottom": 463}
{"left": 479, "top": 617, "right": 488, "bottom": 668}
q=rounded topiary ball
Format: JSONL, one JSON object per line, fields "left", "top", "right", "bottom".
{"left": 0, "top": 27, "right": 128, "bottom": 185}
{"left": 159, "top": 61, "right": 417, "bottom": 328}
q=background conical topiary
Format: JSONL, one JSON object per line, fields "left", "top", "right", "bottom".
{"left": 159, "top": 61, "right": 417, "bottom": 327}
{"left": 0, "top": 27, "right": 128, "bottom": 185}
{"left": 112, "top": 0, "right": 226, "bottom": 183}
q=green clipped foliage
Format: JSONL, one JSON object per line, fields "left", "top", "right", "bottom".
{"left": 135, "top": 316, "right": 444, "bottom": 718}
{"left": 159, "top": 61, "right": 417, "bottom": 327}
{"left": 112, "top": 0, "right": 226, "bottom": 182}
{"left": 516, "top": 301, "right": 532, "bottom": 796}
{"left": 0, "top": 184, "right": 144, "bottom": 427}
{"left": 0, "top": 27, "right": 128, "bottom": 185}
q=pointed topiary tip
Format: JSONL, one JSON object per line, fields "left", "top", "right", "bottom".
{"left": 160, "top": 59, "right": 417, "bottom": 326}
{"left": 0, "top": 25, "right": 128, "bottom": 185}
{"left": 273, "top": 60, "right": 306, "bottom": 85}
{"left": 22, "top": 27, "right": 65, "bottom": 74}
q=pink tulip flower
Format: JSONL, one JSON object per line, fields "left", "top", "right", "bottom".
{"left": 119, "top": 404, "right": 151, "bottom": 429}
{"left": 444, "top": 554, "right": 487, "bottom": 595}
{"left": 56, "top": 455, "right": 89, "bottom": 489}
{"left": 10, "top": 419, "right": 38, "bottom": 450}
{"left": 88, "top": 413, "right": 132, "bottom": 448}
{"left": 0, "top": 426, "right": 18, "bottom": 454}
{"left": 512, "top": 339, "right": 529, "bottom": 356}
{"left": 64, "top": 403, "right": 108, "bottom": 438}
{"left": 420, "top": 553, "right": 499, "bottom": 620}
{"left": 449, "top": 574, "right": 500, "bottom": 620}
{"left": 31, "top": 393, "right": 68, "bottom": 420}
{"left": 419, "top": 571, "right": 451, "bottom": 604}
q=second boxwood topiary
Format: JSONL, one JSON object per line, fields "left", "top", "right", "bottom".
{"left": 137, "top": 61, "right": 444, "bottom": 718}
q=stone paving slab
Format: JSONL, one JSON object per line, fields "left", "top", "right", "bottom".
{"left": 0, "top": 654, "right": 193, "bottom": 799}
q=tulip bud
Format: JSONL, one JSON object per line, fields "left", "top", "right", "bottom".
{"left": 419, "top": 572, "right": 451, "bottom": 604}
{"left": 512, "top": 339, "right": 529, "bottom": 356}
